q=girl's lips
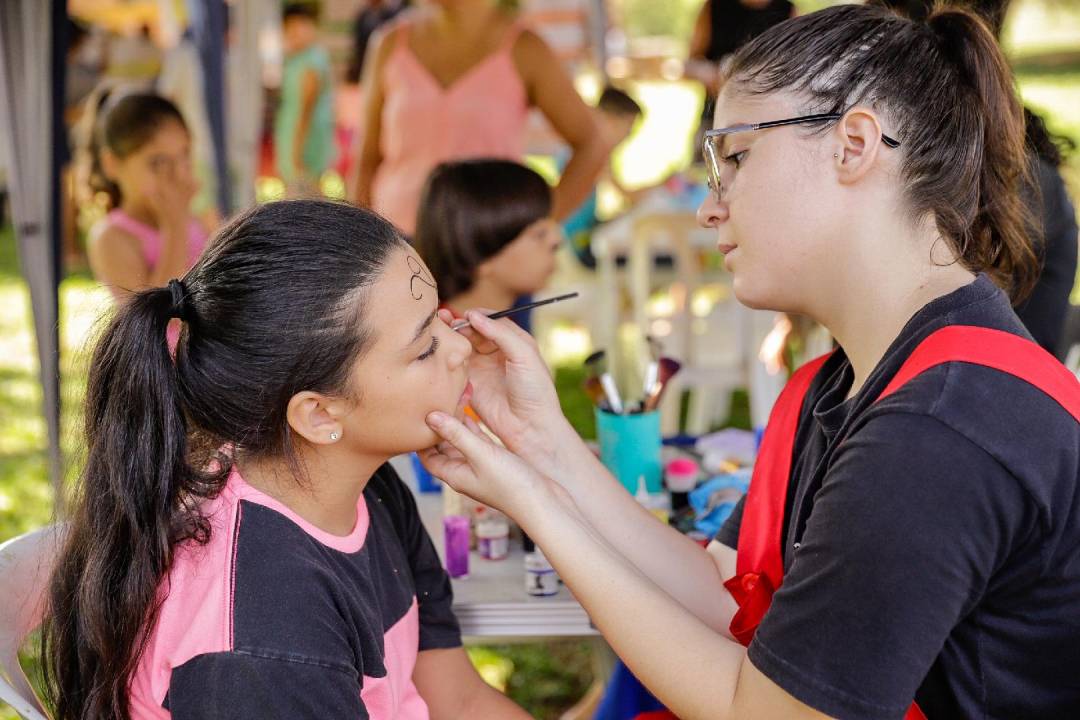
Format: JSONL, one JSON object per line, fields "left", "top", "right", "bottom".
{"left": 457, "top": 381, "right": 473, "bottom": 409}
{"left": 718, "top": 243, "right": 737, "bottom": 255}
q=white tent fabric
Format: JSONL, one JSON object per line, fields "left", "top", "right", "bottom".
{"left": 0, "top": 1, "right": 63, "bottom": 494}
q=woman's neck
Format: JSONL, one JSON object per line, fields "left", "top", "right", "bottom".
{"left": 238, "top": 447, "right": 387, "bottom": 536}
{"left": 806, "top": 211, "right": 977, "bottom": 398}
{"left": 118, "top": 200, "right": 158, "bottom": 228}
{"left": 823, "top": 262, "right": 976, "bottom": 399}
{"left": 433, "top": 0, "right": 500, "bottom": 36}
{"left": 447, "top": 280, "right": 517, "bottom": 316}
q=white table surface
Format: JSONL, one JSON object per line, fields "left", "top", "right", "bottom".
{"left": 389, "top": 455, "right": 598, "bottom": 640}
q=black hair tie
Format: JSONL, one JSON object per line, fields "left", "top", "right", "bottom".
{"left": 167, "top": 279, "right": 189, "bottom": 321}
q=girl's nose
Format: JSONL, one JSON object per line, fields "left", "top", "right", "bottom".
{"left": 445, "top": 324, "right": 473, "bottom": 369}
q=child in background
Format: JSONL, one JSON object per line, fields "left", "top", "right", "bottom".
{"left": 43, "top": 200, "right": 531, "bottom": 720}
{"left": 86, "top": 93, "right": 208, "bottom": 302}
{"left": 414, "top": 159, "right": 561, "bottom": 326}
{"left": 276, "top": 2, "right": 336, "bottom": 196}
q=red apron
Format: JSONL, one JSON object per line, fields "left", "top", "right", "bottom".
{"left": 642, "top": 326, "right": 1080, "bottom": 720}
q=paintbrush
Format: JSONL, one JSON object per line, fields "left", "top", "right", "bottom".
{"left": 584, "top": 349, "right": 606, "bottom": 379}
{"left": 642, "top": 361, "right": 659, "bottom": 403}
{"left": 450, "top": 292, "right": 579, "bottom": 331}
{"left": 645, "top": 334, "right": 663, "bottom": 361}
{"left": 583, "top": 375, "right": 609, "bottom": 411}
{"left": 599, "top": 372, "right": 624, "bottom": 414}
{"left": 643, "top": 356, "right": 682, "bottom": 412}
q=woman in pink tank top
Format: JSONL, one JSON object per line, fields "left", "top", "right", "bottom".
{"left": 353, "top": 1, "right": 607, "bottom": 236}
{"left": 86, "top": 93, "right": 209, "bottom": 303}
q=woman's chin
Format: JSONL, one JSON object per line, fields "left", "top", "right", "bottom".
{"left": 731, "top": 274, "right": 770, "bottom": 311}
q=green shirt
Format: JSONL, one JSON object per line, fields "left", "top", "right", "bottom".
{"left": 275, "top": 45, "right": 336, "bottom": 183}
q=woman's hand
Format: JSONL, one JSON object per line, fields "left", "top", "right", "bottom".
{"left": 419, "top": 411, "right": 552, "bottom": 519}
{"left": 443, "top": 309, "right": 578, "bottom": 469}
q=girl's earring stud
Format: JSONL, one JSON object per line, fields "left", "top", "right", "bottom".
{"left": 330, "top": 432, "right": 340, "bottom": 441}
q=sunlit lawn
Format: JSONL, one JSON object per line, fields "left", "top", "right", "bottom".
{"left": 0, "top": 229, "right": 110, "bottom": 542}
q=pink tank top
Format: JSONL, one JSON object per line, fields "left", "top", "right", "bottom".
{"left": 372, "top": 22, "right": 529, "bottom": 235}
{"left": 105, "top": 209, "right": 208, "bottom": 275}
{"left": 104, "top": 209, "right": 208, "bottom": 348}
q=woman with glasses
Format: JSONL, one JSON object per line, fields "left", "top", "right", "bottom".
{"left": 417, "top": 4, "right": 1080, "bottom": 719}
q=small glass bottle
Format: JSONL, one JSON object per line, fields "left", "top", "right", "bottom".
{"left": 443, "top": 487, "right": 469, "bottom": 578}
{"left": 476, "top": 507, "right": 509, "bottom": 561}
{"left": 443, "top": 515, "right": 470, "bottom": 579}
{"left": 525, "top": 549, "right": 558, "bottom": 597}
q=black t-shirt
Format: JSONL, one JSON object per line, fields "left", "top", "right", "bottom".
{"left": 705, "top": 0, "right": 795, "bottom": 61}
{"left": 717, "top": 275, "right": 1080, "bottom": 719}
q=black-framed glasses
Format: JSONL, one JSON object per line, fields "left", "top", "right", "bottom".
{"left": 702, "top": 112, "right": 901, "bottom": 201}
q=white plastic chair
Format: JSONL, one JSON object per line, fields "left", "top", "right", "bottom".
{"left": 0, "top": 526, "right": 63, "bottom": 720}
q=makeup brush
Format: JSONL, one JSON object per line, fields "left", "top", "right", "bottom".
{"left": 450, "top": 292, "right": 579, "bottom": 331}
{"left": 599, "top": 372, "right": 624, "bottom": 414}
{"left": 642, "top": 361, "right": 659, "bottom": 403}
{"left": 583, "top": 375, "right": 609, "bottom": 411}
{"left": 584, "top": 349, "right": 606, "bottom": 379}
{"left": 643, "top": 357, "right": 682, "bottom": 412}
{"left": 645, "top": 335, "right": 663, "bottom": 361}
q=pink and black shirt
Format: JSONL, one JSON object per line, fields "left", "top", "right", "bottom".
{"left": 129, "top": 464, "right": 460, "bottom": 719}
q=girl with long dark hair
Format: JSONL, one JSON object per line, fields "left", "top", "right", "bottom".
{"left": 42, "top": 200, "right": 530, "bottom": 720}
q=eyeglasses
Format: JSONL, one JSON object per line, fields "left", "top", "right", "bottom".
{"left": 702, "top": 112, "right": 901, "bottom": 201}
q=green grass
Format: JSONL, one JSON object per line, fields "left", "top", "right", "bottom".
{"left": 468, "top": 641, "right": 597, "bottom": 719}
{"left": 0, "top": 228, "right": 107, "bottom": 543}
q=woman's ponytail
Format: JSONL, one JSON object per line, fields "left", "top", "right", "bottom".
{"left": 927, "top": 7, "right": 1039, "bottom": 302}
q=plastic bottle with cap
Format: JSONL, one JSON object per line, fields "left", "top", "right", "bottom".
{"left": 634, "top": 474, "right": 671, "bottom": 524}
{"left": 665, "top": 458, "right": 700, "bottom": 512}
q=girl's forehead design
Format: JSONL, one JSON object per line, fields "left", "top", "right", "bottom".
{"left": 407, "top": 253, "right": 437, "bottom": 301}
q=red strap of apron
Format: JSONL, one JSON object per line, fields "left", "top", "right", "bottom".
{"left": 725, "top": 353, "right": 831, "bottom": 645}
{"left": 880, "top": 326, "right": 1080, "bottom": 420}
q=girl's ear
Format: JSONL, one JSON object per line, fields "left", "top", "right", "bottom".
{"left": 100, "top": 148, "right": 120, "bottom": 182}
{"left": 286, "top": 391, "right": 345, "bottom": 446}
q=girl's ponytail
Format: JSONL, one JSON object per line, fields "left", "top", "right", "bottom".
{"left": 41, "top": 281, "right": 227, "bottom": 719}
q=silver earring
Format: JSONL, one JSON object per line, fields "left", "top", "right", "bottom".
{"left": 833, "top": 153, "right": 839, "bottom": 158}
{"left": 330, "top": 432, "right": 340, "bottom": 441}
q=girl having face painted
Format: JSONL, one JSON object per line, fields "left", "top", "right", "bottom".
{"left": 41, "top": 200, "right": 531, "bottom": 720}
{"left": 418, "top": 5, "right": 1080, "bottom": 719}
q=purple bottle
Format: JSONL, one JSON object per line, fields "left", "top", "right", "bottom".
{"left": 443, "top": 515, "right": 470, "bottom": 578}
